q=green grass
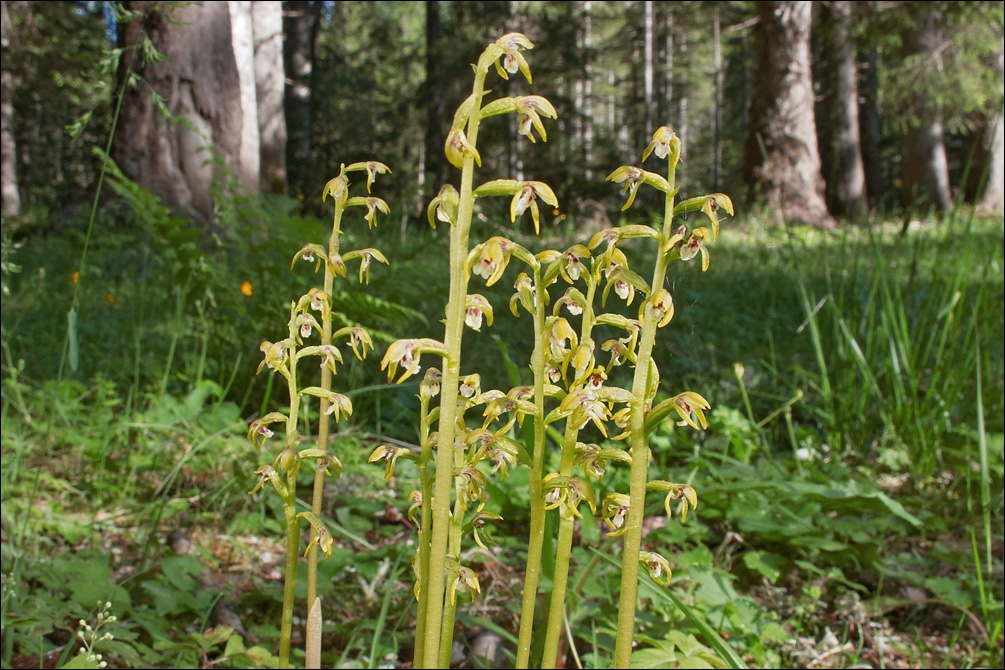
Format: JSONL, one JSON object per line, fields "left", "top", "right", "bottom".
{"left": 1, "top": 203, "right": 1003, "bottom": 668}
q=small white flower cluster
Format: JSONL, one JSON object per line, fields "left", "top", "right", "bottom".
{"left": 76, "top": 601, "right": 116, "bottom": 668}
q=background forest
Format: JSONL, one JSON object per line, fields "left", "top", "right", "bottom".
{"left": 1, "top": 1, "right": 1003, "bottom": 669}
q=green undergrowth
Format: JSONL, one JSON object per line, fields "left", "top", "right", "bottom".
{"left": 2, "top": 202, "right": 1003, "bottom": 668}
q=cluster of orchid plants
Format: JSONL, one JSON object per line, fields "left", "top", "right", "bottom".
{"left": 248, "top": 32, "right": 732, "bottom": 670}
{"left": 247, "top": 159, "right": 389, "bottom": 669}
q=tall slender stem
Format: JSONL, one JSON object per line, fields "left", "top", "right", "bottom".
{"left": 412, "top": 394, "right": 433, "bottom": 669}
{"left": 515, "top": 267, "right": 549, "bottom": 668}
{"left": 305, "top": 208, "right": 342, "bottom": 666}
{"left": 613, "top": 159, "right": 677, "bottom": 667}
{"left": 542, "top": 278, "right": 598, "bottom": 668}
{"left": 278, "top": 482, "right": 299, "bottom": 669}
{"left": 421, "top": 65, "right": 489, "bottom": 668}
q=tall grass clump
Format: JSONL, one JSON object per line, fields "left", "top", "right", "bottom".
{"left": 789, "top": 216, "right": 1002, "bottom": 481}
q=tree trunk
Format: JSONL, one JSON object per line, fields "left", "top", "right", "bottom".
{"left": 900, "top": 2, "right": 951, "bottom": 213}
{"left": 230, "top": 2, "right": 260, "bottom": 197}
{"left": 969, "top": 33, "right": 1004, "bottom": 215}
{"left": 665, "top": 7, "right": 674, "bottom": 130}
{"left": 423, "top": 0, "right": 445, "bottom": 188}
{"left": 643, "top": 0, "right": 655, "bottom": 139}
{"left": 253, "top": 1, "right": 286, "bottom": 195}
{"left": 1, "top": 0, "right": 20, "bottom": 217}
{"left": 857, "top": 0, "right": 884, "bottom": 208}
{"left": 283, "top": 0, "right": 316, "bottom": 199}
{"left": 975, "top": 108, "right": 1004, "bottom": 215}
{"left": 582, "top": 0, "right": 594, "bottom": 181}
{"left": 113, "top": 1, "right": 260, "bottom": 218}
{"left": 744, "top": 1, "right": 833, "bottom": 227}
{"left": 713, "top": 4, "right": 722, "bottom": 191}
{"left": 816, "top": 0, "right": 866, "bottom": 219}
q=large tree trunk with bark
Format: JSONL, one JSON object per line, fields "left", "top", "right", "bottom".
{"left": 113, "top": 1, "right": 275, "bottom": 218}
{"left": 900, "top": 2, "right": 951, "bottom": 213}
{"left": 816, "top": 0, "right": 866, "bottom": 219}
{"left": 744, "top": 1, "right": 833, "bottom": 227}
{"left": 1, "top": 0, "right": 20, "bottom": 217}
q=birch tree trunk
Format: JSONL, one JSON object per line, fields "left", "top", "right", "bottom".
{"left": 743, "top": 1, "right": 833, "bottom": 227}
{"left": 253, "top": 1, "right": 286, "bottom": 194}
{"left": 1, "top": 0, "right": 19, "bottom": 217}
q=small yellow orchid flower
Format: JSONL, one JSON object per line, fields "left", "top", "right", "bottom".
{"left": 640, "top": 551, "right": 673, "bottom": 586}
{"left": 672, "top": 391, "right": 711, "bottom": 430}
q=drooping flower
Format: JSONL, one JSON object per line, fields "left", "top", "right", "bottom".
{"left": 547, "top": 317, "right": 578, "bottom": 361}
{"left": 420, "top": 367, "right": 441, "bottom": 400}
{"left": 468, "top": 237, "right": 514, "bottom": 286}
{"left": 607, "top": 166, "right": 644, "bottom": 210}
{"left": 307, "top": 287, "right": 329, "bottom": 313}
{"left": 368, "top": 444, "right": 417, "bottom": 482}
{"left": 407, "top": 490, "right": 423, "bottom": 526}
{"left": 381, "top": 340, "right": 421, "bottom": 383}
{"left": 456, "top": 466, "right": 488, "bottom": 510}
{"left": 316, "top": 450, "right": 343, "bottom": 478}
{"left": 515, "top": 95, "right": 557, "bottom": 143}
{"left": 360, "top": 197, "right": 390, "bottom": 229}
{"left": 601, "top": 492, "right": 631, "bottom": 536}
{"left": 448, "top": 564, "right": 481, "bottom": 606}
{"left": 561, "top": 390, "right": 610, "bottom": 436}
{"left": 510, "top": 181, "right": 558, "bottom": 235}
{"left": 647, "top": 289, "right": 675, "bottom": 328}
{"left": 558, "top": 287, "right": 586, "bottom": 316}
{"left": 323, "top": 392, "right": 353, "bottom": 422}
{"left": 663, "top": 482, "right": 699, "bottom": 522}
{"left": 427, "top": 184, "right": 459, "bottom": 229}
{"left": 640, "top": 551, "right": 673, "bottom": 587}
{"left": 559, "top": 245, "right": 589, "bottom": 284}
{"left": 459, "top": 374, "right": 481, "bottom": 399}
{"left": 464, "top": 294, "right": 494, "bottom": 331}
{"left": 340, "top": 327, "right": 373, "bottom": 361}
{"left": 348, "top": 248, "right": 388, "bottom": 284}
{"left": 445, "top": 129, "right": 482, "bottom": 169}
{"left": 292, "top": 243, "right": 326, "bottom": 272}
{"left": 679, "top": 227, "right": 712, "bottom": 272}
{"left": 249, "top": 464, "right": 283, "bottom": 496}
{"left": 258, "top": 340, "right": 290, "bottom": 376}
{"left": 317, "top": 344, "right": 342, "bottom": 374}
{"left": 574, "top": 442, "right": 605, "bottom": 479}
{"left": 493, "top": 32, "right": 534, "bottom": 82}
{"left": 672, "top": 391, "right": 711, "bottom": 431}
{"left": 642, "top": 126, "right": 680, "bottom": 163}
{"left": 297, "top": 313, "right": 321, "bottom": 342}
{"left": 470, "top": 502, "right": 503, "bottom": 550}
{"left": 350, "top": 160, "right": 391, "bottom": 194}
